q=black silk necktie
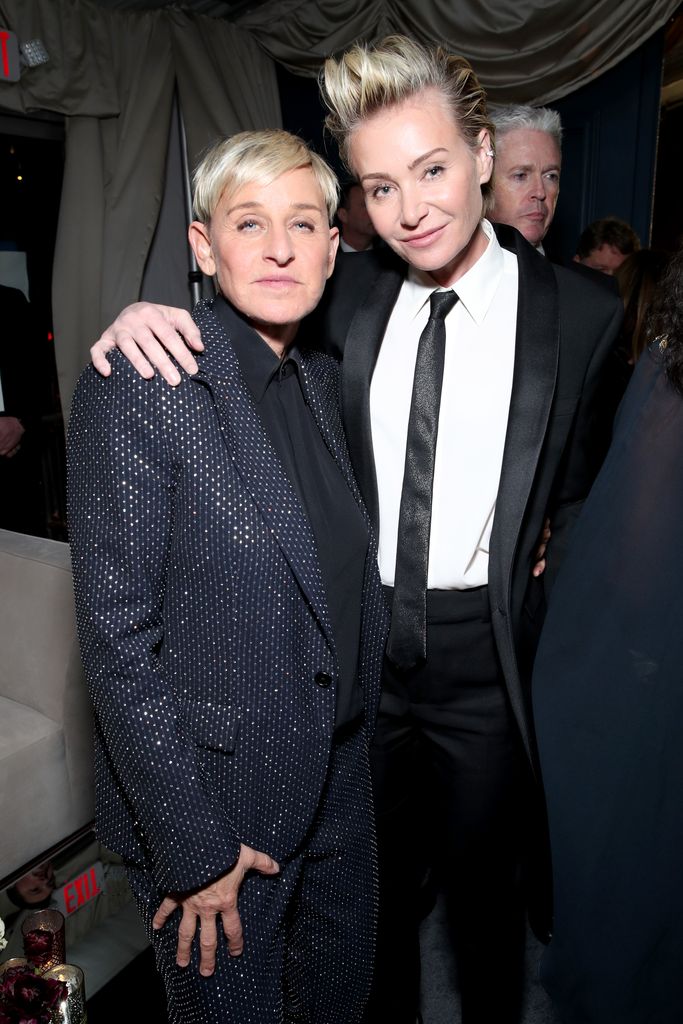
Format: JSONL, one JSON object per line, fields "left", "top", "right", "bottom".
{"left": 386, "top": 288, "right": 459, "bottom": 670}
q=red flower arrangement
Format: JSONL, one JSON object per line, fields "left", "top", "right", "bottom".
{"left": 22, "top": 930, "right": 55, "bottom": 971}
{"left": 0, "top": 964, "right": 67, "bottom": 1024}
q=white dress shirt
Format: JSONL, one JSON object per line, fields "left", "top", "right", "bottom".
{"left": 370, "top": 219, "right": 518, "bottom": 589}
{"left": 339, "top": 237, "right": 372, "bottom": 254}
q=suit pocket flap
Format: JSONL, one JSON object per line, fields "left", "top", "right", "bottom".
{"left": 181, "top": 700, "right": 240, "bottom": 753}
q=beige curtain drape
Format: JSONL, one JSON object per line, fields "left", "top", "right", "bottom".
{"left": 0, "top": 0, "right": 676, "bottom": 409}
{"left": 0, "top": 0, "right": 281, "bottom": 413}
{"left": 236, "top": 0, "right": 678, "bottom": 104}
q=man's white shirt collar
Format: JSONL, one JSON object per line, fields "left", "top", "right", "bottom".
{"left": 339, "top": 237, "right": 372, "bottom": 254}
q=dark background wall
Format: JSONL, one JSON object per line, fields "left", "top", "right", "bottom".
{"left": 546, "top": 31, "right": 664, "bottom": 263}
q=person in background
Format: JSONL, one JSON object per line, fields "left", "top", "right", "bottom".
{"left": 574, "top": 216, "right": 640, "bottom": 275}
{"left": 88, "top": 35, "right": 623, "bottom": 1024}
{"left": 489, "top": 104, "right": 562, "bottom": 250}
{"left": 584, "top": 248, "right": 669, "bottom": 461}
{"left": 615, "top": 248, "right": 669, "bottom": 365}
{"left": 336, "top": 180, "right": 378, "bottom": 252}
{"left": 68, "top": 129, "right": 387, "bottom": 1024}
{"left": 7, "top": 862, "right": 56, "bottom": 909}
{"left": 0, "top": 284, "right": 53, "bottom": 537}
{"left": 533, "top": 244, "right": 683, "bottom": 1024}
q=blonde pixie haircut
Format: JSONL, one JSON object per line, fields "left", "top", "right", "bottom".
{"left": 193, "top": 129, "right": 339, "bottom": 225}
{"left": 321, "top": 35, "right": 494, "bottom": 211}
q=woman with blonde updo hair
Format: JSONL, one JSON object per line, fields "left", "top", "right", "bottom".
{"left": 321, "top": 34, "right": 495, "bottom": 213}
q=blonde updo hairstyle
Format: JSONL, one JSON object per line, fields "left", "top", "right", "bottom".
{"left": 321, "top": 35, "right": 495, "bottom": 213}
{"left": 193, "top": 129, "right": 339, "bottom": 226}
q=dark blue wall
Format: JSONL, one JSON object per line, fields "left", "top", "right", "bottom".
{"left": 545, "top": 31, "right": 664, "bottom": 263}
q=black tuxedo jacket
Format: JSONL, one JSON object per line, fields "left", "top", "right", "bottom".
{"left": 306, "top": 224, "right": 622, "bottom": 767}
{"left": 68, "top": 299, "right": 387, "bottom": 894}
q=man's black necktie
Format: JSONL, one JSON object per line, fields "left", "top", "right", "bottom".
{"left": 386, "top": 288, "right": 459, "bottom": 670}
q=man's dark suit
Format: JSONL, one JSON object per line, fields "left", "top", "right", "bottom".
{"left": 308, "top": 223, "right": 623, "bottom": 1021}
{"left": 68, "top": 299, "right": 388, "bottom": 1023}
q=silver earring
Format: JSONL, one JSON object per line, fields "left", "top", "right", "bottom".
{"left": 486, "top": 149, "right": 494, "bottom": 156}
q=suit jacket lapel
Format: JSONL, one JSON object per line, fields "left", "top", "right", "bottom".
{"left": 191, "top": 302, "right": 334, "bottom": 645}
{"left": 340, "top": 261, "right": 405, "bottom": 532}
{"left": 489, "top": 226, "right": 559, "bottom": 619}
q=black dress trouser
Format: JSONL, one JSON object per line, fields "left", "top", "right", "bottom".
{"left": 363, "top": 586, "right": 530, "bottom": 1024}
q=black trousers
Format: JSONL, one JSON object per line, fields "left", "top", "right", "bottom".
{"left": 127, "top": 722, "right": 376, "bottom": 1024}
{"left": 363, "top": 587, "right": 530, "bottom": 1024}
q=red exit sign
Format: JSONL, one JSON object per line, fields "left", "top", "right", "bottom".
{"left": 54, "top": 862, "right": 105, "bottom": 917}
{"left": 0, "top": 29, "right": 20, "bottom": 83}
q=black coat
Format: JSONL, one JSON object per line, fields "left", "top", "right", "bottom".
{"left": 306, "top": 224, "right": 623, "bottom": 768}
{"left": 533, "top": 346, "right": 683, "bottom": 1022}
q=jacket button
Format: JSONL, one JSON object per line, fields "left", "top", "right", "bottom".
{"left": 314, "top": 672, "right": 332, "bottom": 688}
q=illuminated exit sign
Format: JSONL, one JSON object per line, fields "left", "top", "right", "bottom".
{"left": 54, "top": 861, "right": 106, "bottom": 917}
{"left": 0, "top": 29, "right": 20, "bottom": 83}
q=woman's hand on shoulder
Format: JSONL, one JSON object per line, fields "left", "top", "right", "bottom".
{"left": 90, "top": 302, "right": 204, "bottom": 386}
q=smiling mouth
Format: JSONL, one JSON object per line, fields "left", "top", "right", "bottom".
{"left": 401, "top": 225, "right": 446, "bottom": 247}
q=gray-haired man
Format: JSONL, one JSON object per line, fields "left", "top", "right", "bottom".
{"left": 490, "top": 104, "right": 562, "bottom": 250}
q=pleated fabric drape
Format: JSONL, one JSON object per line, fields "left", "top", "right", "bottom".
{"left": 235, "top": 0, "right": 678, "bottom": 104}
{"left": 0, "top": 0, "right": 677, "bottom": 410}
{"left": 0, "top": 0, "right": 281, "bottom": 413}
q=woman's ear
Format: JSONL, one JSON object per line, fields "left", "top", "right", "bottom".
{"left": 477, "top": 129, "right": 494, "bottom": 186}
{"left": 188, "top": 221, "right": 216, "bottom": 276}
{"left": 327, "top": 226, "right": 340, "bottom": 279}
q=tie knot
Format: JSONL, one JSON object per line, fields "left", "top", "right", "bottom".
{"left": 429, "top": 289, "right": 458, "bottom": 321}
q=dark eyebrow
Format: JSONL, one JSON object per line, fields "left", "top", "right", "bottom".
{"left": 360, "top": 148, "right": 449, "bottom": 182}
{"left": 407, "top": 148, "right": 449, "bottom": 171}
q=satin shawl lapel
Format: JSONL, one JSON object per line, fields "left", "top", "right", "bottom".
{"left": 489, "top": 229, "right": 559, "bottom": 612}
{"left": 340, "top": 262, "right": 405, "bottom": 531}
{"left": 190, "top": 303, "right": 334, "bottom": 646}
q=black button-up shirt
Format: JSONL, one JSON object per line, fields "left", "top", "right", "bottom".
{"left": 215, "top": 297, "right": 367, "bottom": 728}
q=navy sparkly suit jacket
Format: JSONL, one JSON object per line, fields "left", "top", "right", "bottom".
{"left": 67, "top": 300, "right": 387, "bottom": 895}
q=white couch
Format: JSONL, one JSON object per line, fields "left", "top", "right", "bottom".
{"left": 0, "top": 529, "right": 94, "bottom": 881}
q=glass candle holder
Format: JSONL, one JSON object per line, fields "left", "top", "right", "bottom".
{"left": 43, "top": 964, "right": 87, "bottom": 1024}
{"left": 0, "top": 956, "right": 30, "bottom": 975}
{"left": 21, "top": 908, "right": 66, "bottom": 971}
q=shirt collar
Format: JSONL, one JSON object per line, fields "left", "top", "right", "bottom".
{"left": 213, "top": 294, "right": 301, "bottom": 404}
{"left": 403, "top": 219, "right": 505, "bottom": 326}
{"left": 339, "top": 237, "right": 372, "bottom": 253}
